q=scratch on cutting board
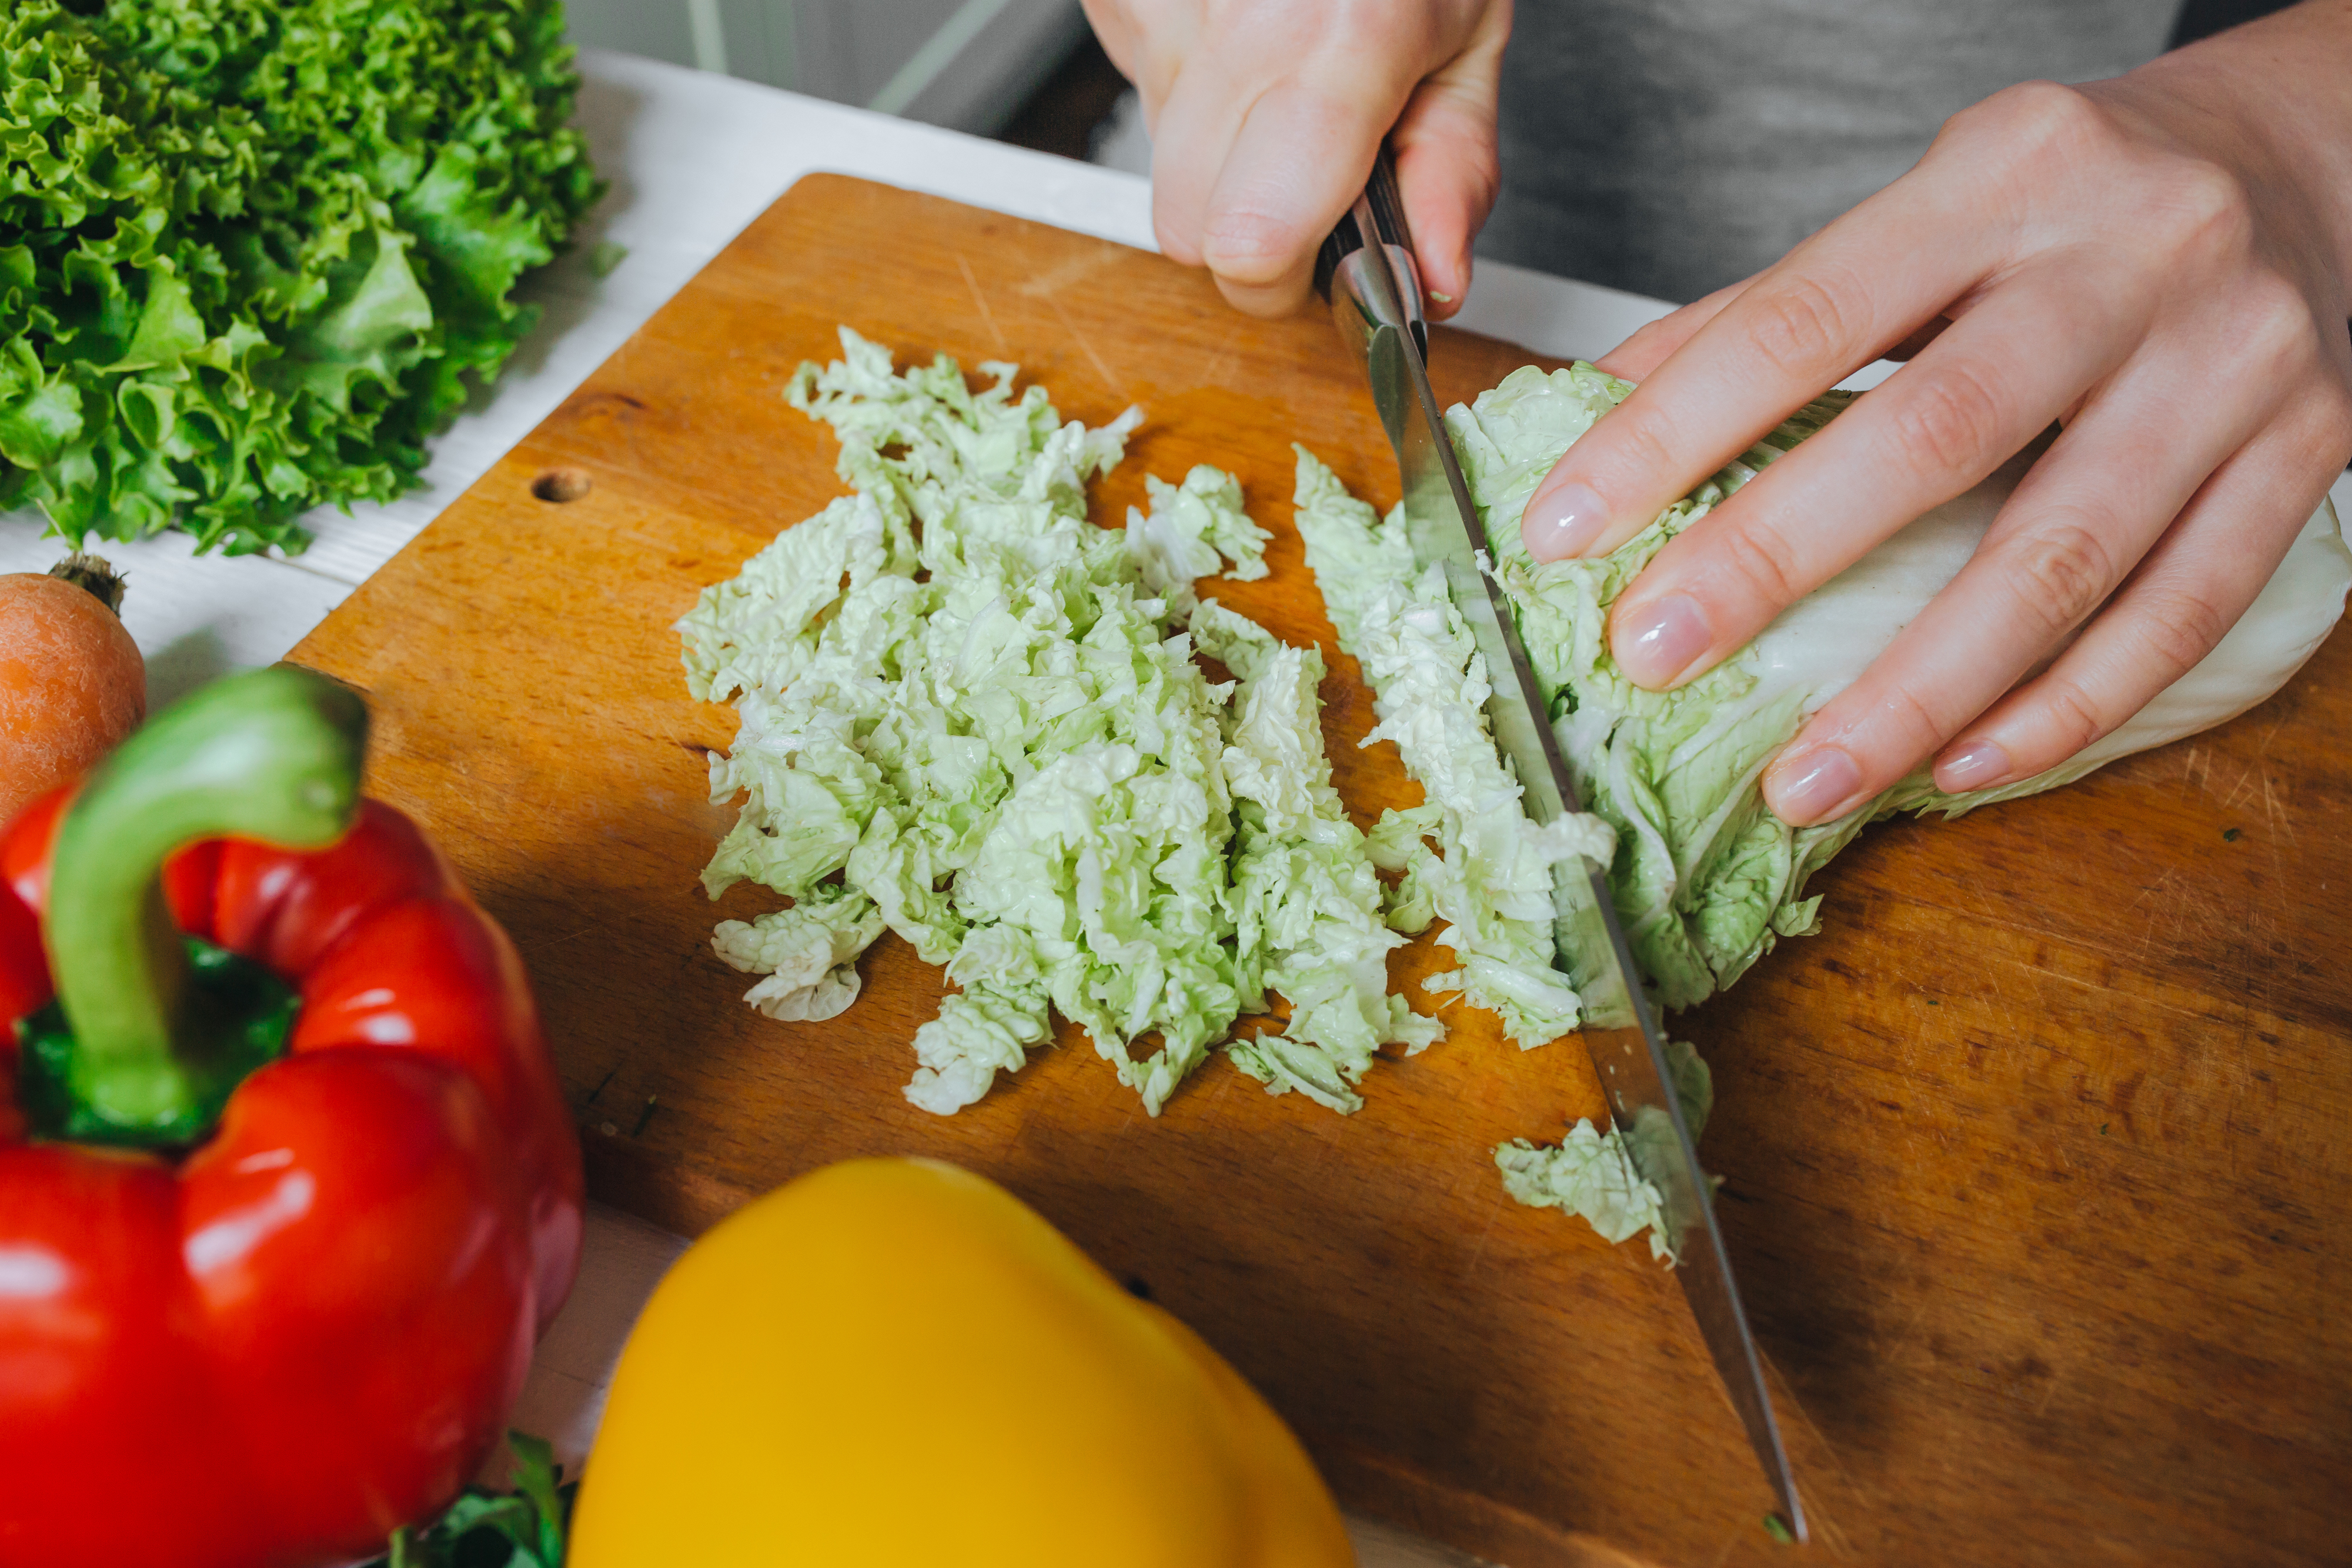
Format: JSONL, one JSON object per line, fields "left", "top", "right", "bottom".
{"left": 2217, "top": 760, "right": 2265, "bottom": 813}
{"left": 2002, "top": 955, "right": 2212, "bottom": 1023}
{"left": 2124, "top": 866, "right": 2189, "bottom": 962}
{"left": 523, "top": 925, "right": 596, "bottom": 957}
{"left": 953, "top": 252, "right": 1008, "bottom": 358}
{"left": 1195, "top": 323, "right": 1243, "bottom": 391}
{"left": 1038, "top": 291, "right": 1127, "bottom": 400}
{"left": 2261, "top": 769, "right": 2296, "bottom": 841}
{"left": 1457, "top": 1195, "right": 1505, "bottom": 1282}
{"left": 2176, "top": 743, "right": 2211, "bottom": 800}
{"left": 1013, "top": 246, "right": 1119, "bottom": 302}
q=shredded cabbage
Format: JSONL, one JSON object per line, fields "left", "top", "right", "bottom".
{"left": 681, "top": 330, "right": 1429, "bottom": 1116}
{"left": 1291, "top": 449, "right": 1616, "bottom": 1048}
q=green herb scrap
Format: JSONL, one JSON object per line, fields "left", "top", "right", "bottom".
{"left": 369, "top": 1432, "right": 573, "bottom": 1568}
{"left": 0, "top": 0, "right": 601, "bottom": 554}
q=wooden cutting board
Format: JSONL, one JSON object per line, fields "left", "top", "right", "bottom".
{"left": 287, "top": 175, "right": 2352, "bottom": 1567}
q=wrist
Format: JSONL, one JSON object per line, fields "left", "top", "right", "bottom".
{"left": 2107, "top": 4, "right": 2352, "bottom": 300}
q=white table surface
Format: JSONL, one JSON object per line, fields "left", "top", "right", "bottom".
{"left": 17, "top": 49, "right": 2343, "bottom": 1567}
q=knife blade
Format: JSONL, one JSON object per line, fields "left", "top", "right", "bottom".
{"left": 1315, "top": 150, "right": 1807, "bottom": 1543}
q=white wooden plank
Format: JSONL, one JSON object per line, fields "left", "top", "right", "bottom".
{"left": 0, "top": 515, "right": 352, "bottom": 708}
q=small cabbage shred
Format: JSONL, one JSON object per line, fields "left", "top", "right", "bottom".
{"left": 679, "top": 329, "right": 1437, "bottom": 1117}
{"left": 1299, "top": 359, "right": 2350, "bottom": 1256}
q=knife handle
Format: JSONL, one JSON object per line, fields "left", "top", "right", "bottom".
{"left": 1314, "top": 145, "right": 1416, "bottom": 303}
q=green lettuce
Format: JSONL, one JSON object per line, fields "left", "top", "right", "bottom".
{"left": 0, "top": 0, "right": 600, "bottom": 554}
{"left": 1495, "top": 1039, "right": 1711, "bottom": 1263}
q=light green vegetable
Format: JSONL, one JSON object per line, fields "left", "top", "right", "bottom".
{"left": 1127, "top": 466, "right": 1270, "bottom": 622}
{"left": 1496, "top": 1120, "right": 1672, "bottom": 1261}
{"left": 1291, "top": 448, "right": 1615, "bottom": 1048}
{"left": 1197, "top": 599, "right": 1445, "bottom": 1114}
{"left": 681, "top": 330, "right": 1426, "bottom": 1116}
{"left": 1494, "top": 1039, "right": 1711, "bottom": 1262}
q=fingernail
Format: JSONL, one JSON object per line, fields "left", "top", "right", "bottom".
{"left": 1936, "top": 740, "right": 2011, "bottom": 793}
{"left": 1612, "top": 593, "right": 1711, "bottom": 687}
{"left": 1521, "top": 481, "right": 1611, "bottom": 560}
{"left": 1770, "top": 745, "right": 1863, "bottom": 825}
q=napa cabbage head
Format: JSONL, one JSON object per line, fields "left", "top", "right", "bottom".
{"left": 1450, "top": 363, "right": 2352, "bottom": 1009}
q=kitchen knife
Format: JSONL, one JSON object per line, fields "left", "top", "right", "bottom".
{"left": 1314, "top": 149, "right": 1807, "bottom": 1543}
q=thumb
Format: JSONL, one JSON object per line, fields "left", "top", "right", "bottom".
{"left": 1185, "top": 74, "right": 1415, "bottom": 317}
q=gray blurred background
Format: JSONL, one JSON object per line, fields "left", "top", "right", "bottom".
{"left": 559, "top": 0, "right": 2277, "bottom": 213}
{"left": 559, "top": 0, "right": 1110, "bottom": 139}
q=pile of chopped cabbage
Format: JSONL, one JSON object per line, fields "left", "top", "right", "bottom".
{"left": 679, "top": 330, "right": 1438, "bottom": 1119}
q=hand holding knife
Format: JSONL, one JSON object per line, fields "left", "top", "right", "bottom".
{"left": 1316, "top": 147, "right": 1808, "bottom": 1544}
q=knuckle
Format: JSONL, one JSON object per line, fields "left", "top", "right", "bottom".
{"left": 2002, "top": 516, "right": 2119, "bottom": 638}
{"left": 2237, "top": 272, "right": 2325, "bottom": 369}
{"left": 1713, "top": 516, "right": 1807, "bottom": 608}
{"left": 1743, "top": 271, "right": 1864, "bottom": 374}
{"left": 2130, "top": 589, "right": 2232, "bottom": 680}
{"left": 2033, "top": 675, "right": 2111, "bottom": 758}
{"left": 1870, "top": 678, "right": 1955, "bottom": 759}
{"left": 1883, "top": 360, "right": 2010, "bottom": 476}
{"left": 1949, "top": 80, "right": 2111, "bottom": 168}
{"left": 2152, "top": 156, "right": 2254, "bottom": 257}
{"left": 1198, "top": 210, "right": 1306, "bottom": 283}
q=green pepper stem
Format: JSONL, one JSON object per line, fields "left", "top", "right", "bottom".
{"left": 45, "top": 666, "right": 366, "bottom": 1134}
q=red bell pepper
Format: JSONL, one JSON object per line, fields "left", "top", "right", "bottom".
{"left": 0, "top": 668, "right": 583, "bottom": 1568}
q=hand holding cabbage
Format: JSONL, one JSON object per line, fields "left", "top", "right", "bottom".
{"left": 1519, "top": 5, "right": 2352, "bottom": 826}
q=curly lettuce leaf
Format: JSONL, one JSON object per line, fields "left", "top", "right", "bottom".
{"left": 0, "top": 0, "right": 600, "bottom": 554}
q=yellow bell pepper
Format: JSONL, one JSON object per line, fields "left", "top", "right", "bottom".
{"left": 569, "top": 1156, "right": 1355, "bottom": 1567}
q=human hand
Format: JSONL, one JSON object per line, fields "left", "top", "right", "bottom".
{"left": 1516, "top": 6, "right": 2352, "bottom": 825}
{"left": 1081, "top": 0, "right": 1512, "bottom": 319}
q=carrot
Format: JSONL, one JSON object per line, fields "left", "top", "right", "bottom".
{"left": 0, "top": 554, "right": 145, "bottom": 825}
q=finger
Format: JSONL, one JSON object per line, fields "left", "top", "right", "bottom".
{"left": 1883, "top": 312, "right": 1956, "bottom": 363}
{"left": 1518, "top": 170, "right": 2007, "bottom": 563}
{"left": 1926, "top": 402, "right": 2348, "bottom": 795}
{"left": 1078, "top": 1, "right": 1149, "bottom": 91}
{"left": 1390, "top": 6, "right": 1509, "bottom": 319}
{"left": 1150, "top": 14, "right": 1441, "bottom": 317}
{"left": 1195, "top": 81, "right": 1394, "bottom": 316}
{"left": 1592, "top": 277, "right": 1752, "bottom": 381}
{"left": 1603, "top": 256, "right": 2144, "bottom": 695}
{"left": 1755, "top": 340, "right": 2271, "bottom": 825}
{"left": 1145, "top": 56, "right": 1256, "bottom": 270}
{"left": 1391, "top": 84, "right": 1496, "bottom": 319}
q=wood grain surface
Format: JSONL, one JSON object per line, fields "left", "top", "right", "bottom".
{"left": 287, "top": 175, "right": 2352, "bottom": 1567}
